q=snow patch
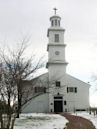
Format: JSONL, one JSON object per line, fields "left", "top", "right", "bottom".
{"left": 14, "top": 113, "right": 68, "bottom": 129}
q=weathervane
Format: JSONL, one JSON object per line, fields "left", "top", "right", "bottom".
{"left": 53, "top": 8, "right": 57, "bottom": 15}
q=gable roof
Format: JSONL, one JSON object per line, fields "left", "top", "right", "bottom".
{"left": 66, "top": 73, "right": 90, "bottom": 87}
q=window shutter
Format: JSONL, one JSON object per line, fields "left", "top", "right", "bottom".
{"left": 75, "top": 87, "right": 77, "bottom": 93}
{"left": 67, "top": 87, "right": 68, "bottom": 93}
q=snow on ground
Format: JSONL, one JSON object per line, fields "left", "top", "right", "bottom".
{"left": 73, "top": 112, "right": 97, "bottom": 129}
{"left": 14, "top": 113, "right": 68, "bottom": 129}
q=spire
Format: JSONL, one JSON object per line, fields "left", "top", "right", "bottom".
{"left": 53, "top": 8, "right": 57, "bottom": 15}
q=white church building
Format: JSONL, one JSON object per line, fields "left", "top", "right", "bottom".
{"left": 22, "top": 10, "right": 90, "bottom": 113}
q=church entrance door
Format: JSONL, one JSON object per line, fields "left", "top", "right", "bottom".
{"left": 54, "top": 96, "right": 63, "bottom": 112}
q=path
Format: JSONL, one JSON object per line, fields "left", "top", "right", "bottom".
{"left": 61, "top": 113, "right": 96, "bottom": 129}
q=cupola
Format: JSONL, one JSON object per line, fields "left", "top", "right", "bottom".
{"left": 50, "top": 8, "right": 61, "bottom": 27}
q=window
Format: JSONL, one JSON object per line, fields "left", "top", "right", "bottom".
{"left": 58, "top": 20, "right": 60, "bottom": 26}
{"left": 34, "top": 87, "right": 46, "bottom": 93}
{"left": 67, "top": 87, "right": 77, "bottom": 93}
{"left": 51, "top": 20, "right": 54, "bottom": 26}
{"left": 56, "top": 81, "right": 60, "bottom": 87}
{"left": 54, "top": 96, "right": 63, "bottom": 99}
{"left": 55, "top": 34, "right": 59, "bottom": 42}
{"left": 69, "top": 87, "right": 73, "bottom": 92}
{"left": 55, "top": 19, "right": 57, "bottom": 26}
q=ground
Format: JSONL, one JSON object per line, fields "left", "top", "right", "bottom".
{"left": 14, "top": 112, "right": 97, "bottom": 129}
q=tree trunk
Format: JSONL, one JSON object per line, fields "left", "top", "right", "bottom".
{"left": 16, "top": 97, "right": 21, "bottom": 118}
{"left": 10, "top": 114, "right": 16, "bottom": 129}
{"left": 0, "top": 113, "right": 4, "bottom": 129}
{"left": 7, "top": 95, "right": 11, "bottom": 129}
{"left": 17, "top": 82, "right": 22, "bottom": 118}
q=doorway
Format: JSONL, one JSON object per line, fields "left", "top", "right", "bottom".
{"left": 54, "top": 96, "right": 63, "bottom": 112}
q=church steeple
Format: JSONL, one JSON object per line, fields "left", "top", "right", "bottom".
{"left": 46, "top": 9, "right": 68, "bottom": 80}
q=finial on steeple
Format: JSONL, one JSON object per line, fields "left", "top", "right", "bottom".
{"left": 53, "top": 8, "right": 57, "bottom": 15}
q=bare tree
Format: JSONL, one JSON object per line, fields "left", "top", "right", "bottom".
{"left": 0, "top": 62, "right": 17, "bottom": 129}
{"left": 0, "top": 38, "right": 44, "bottom": 128}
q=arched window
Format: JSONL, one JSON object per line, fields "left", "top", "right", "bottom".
{"left": 58, "top": 20, "right": 60, "bottom": 26}
{"left": 55, "top": 19, "right": 57, "bottom": 26}
{"left": 51, "top": 20, "right": 54, "bottom": 26}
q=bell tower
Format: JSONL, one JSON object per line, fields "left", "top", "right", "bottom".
{"left": 46, "top": 8, "right": 68, "bottom": 80}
